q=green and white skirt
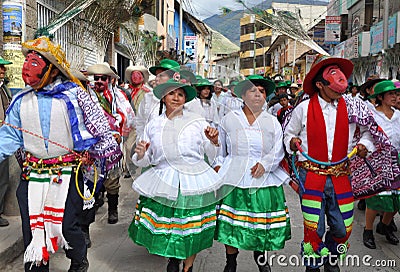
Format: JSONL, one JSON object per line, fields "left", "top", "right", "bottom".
{"left": 128, "top": 195, "right": 217, "bottom": 259}
{"left": 215, "top": 185, "right": 291, "bottom": 252}
{"left": 365, "top": 189, "right": 400, "bottom": 212}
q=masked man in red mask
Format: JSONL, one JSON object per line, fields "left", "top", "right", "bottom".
{"left": 0, "top": 36, "right": 121, "bottom": 272}
{"left": 87, "top": 63, "right": 135, "bottom": 224}
{"left": 124, "top": 66, "right": 151, "bottom": 113}
{"left": 284, "top": 55, "right": 400, "bottom": 272}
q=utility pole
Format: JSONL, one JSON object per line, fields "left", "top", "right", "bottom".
{"left": 179, "top": 0, "right": 183, "bottom": 63}
{"left": 382, "top": 0, "right": 389, "bottom": 50}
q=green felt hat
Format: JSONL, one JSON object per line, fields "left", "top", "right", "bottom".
{"left": 368, "top": 80, "right": 400, "bottom": 98}
{"left": 234, "top": 75, "right": 275, "bottom": 98}
{"left": 153, "top": 79, "right": 197, "bottom": 102}
{"left": 276, "top": 81, "right": 287, "bottom": 88}
{"left": 149, "top": 59, "right": 180, "bottom": 75}
{"left": 194, "top": 78, "right": 214, "bottom": 89}
{"left": 0, "top": 56, "right": 12, "bottom": 65}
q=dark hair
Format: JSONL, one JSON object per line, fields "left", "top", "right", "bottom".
{"left": 214, "top": 79, "right": 223, "bottom": 86}
{"left": 312, "top": 67, "right": 330, "bottom": 93}
{"left": 278, "top": 93, "right": 289, "bottom": 100}
{"left": 197, "top": 86, "right": 213, "bottom": 100}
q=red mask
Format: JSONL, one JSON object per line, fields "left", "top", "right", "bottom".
{"left": 322, "top": 65, "right": 348, "bottom": 93}
{"left": 131, "top": 71, "right": 144, "bottom": 85}
{"left": 22, "top": 52, "right": 48, "bottom": 87}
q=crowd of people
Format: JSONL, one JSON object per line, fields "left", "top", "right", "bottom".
{"left": 0, "top": 35, "right": 399, "bottom": 272}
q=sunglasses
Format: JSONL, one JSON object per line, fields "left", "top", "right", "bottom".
{"left": 94, "top": 75, "right": 108, "bottom": 81}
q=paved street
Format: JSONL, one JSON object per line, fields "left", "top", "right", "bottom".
{"left": 5, "top": 173, "right": 400, "bottom": 271}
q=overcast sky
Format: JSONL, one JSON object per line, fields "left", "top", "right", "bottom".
{"left": 188, "top": 0, "right": 248, "bottom": 20}
{"left": 188, "top": 0, "right": 328, "bottom": 20}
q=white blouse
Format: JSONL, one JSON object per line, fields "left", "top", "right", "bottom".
{"left": 131, "top": 111, "right": 221, "bottom": 200}
{"left": 371, "top": 108, "right": 400, "bottom": 151}
{"left": 215, "top": 109, "right": 289, "bottom": 188}
{"left": 283, "top": 95, "right": 376, "bottom": 161}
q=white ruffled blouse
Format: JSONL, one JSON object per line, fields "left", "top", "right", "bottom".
{"left": 214, "top": 109, "right": 290, "bottom": 188}
{"left": 131, "top": 111, "right": 222, "bottom": 200}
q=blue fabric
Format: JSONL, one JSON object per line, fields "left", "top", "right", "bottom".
{"left": 0, "top": 97, "right": 24, "bottom": 163}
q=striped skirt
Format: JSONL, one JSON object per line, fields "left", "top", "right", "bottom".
{"left": 215, "top": 185, "right": 291, "bottom": 251}
{"left": 128, "top": 195, "right": 217, "bottom": 259}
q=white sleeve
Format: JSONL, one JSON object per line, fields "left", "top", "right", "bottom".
{"left": 131, "top": 122, "right": 152, "bottom": 167}
{"left": 260, "top": 120, "right": 285, "bottom": 172}
{"left": 134, "top": 96, "right": 147, "bottom": 143}
{"left": 358, "top": 125, "right": 377, "bottom": 154}
{"left": 283, "top": 105, "right": 304, "bottom": 154}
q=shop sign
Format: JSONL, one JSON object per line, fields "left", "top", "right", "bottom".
{"left": 2, "top": 1, "right": 23, "bottom": 43}
{"left": 370, "top": 21, "right": 383, "bottom": 55}
{"left": 325, "top": 16, "right": 341, "bottom": 44}
{"left": 184, "top": 36, "right": 197, "bottom": 63}
{"left": 388, "top": 13, "right": 397, "bottom": 48}
{"left": 334, "top": 41, "right": 345, "bottom": 58}
{"left": 344, "top": 35, "right": 358, "bottom": 59}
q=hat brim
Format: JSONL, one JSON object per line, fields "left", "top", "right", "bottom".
{"left": 153, "top": 82, "right": 197, "bottom": 102}
{"left": 368, "top": 86, "right": 400, "bottom": 99}
{"left": 149, "top": 65, "right": 179, "bottom": 75}
{"left": 0, "top": 59, "right": 12, "bottom": 65}
{"left": 303, "top": 58, "right": 354, "bottom": 95}
{"left": 87, "top": 64, "right": 119, "bottom": 79}
{"left": 125, "top": 66, "right": 149, "bottom": 84}
{"left": 234, "top": 79, "right": 275, "bottom": 99}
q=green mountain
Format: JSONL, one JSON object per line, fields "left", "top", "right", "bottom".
{"left": 203, "top": 0, "right": 328, "bottom": 46}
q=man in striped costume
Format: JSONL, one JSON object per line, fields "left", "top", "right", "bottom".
{"left": 283, "top": 55, "right": 396, "bottom": 272}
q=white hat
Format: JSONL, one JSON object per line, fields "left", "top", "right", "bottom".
{"left": 290, "top": 83, "right": 299, "bottom": 88}
{"left": 125, "top": 65, "right": 149, "bottom": 84}
{"left": 87, "top": 62, "right": 119, "bottom": 79}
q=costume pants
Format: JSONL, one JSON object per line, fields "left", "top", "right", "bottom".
{"left": 298, "top": 168, "right": 352, "bottom": 268}
{"left": 0, "top": 158, "right": 9, "bottom": 215}
{"left": 16, "top": 169, "right": 87, "bottom": 272}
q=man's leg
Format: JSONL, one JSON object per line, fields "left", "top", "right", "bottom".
{"left": 0, "top": 158, "right": 9, "bottom": 226}
{"left": 16, "top": 175, "right": 49, "bottom": 272}
{"left": 103, "top": 169, "right": 121, "bottom": 224}
{"left": 63, "top": 169, "right": 88, "bottom": 271}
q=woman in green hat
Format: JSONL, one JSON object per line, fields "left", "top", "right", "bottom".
{"left": 363, "top": 80, "right": 400, "bottom": 249}
{"left": 129, "top": 78, "right": 222, "bottom": 272}
{"left": 195, "top": 78, "right": 220, "bottom": 127}
{"left": 214, "top": 77, "right": 291, "bottom": 272}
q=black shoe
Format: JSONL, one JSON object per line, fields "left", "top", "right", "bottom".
{"left": 357, "top": 199, "right": 366, "bottom": 211}
{"left": 82, "top": 229, "right": 92, "bottom": 248}
{"left": 167, "top": 258, "right": 180, "bottom": 272}
{"left": 376, "top": 221, "right": 385, "bottom": 235}
{"left": 0, "top": 216, "right": 9, "bottom": 227}
{"left": 108, "top": 210, "right": 118, "bottom": 224}
{"left": 253, "top": 251, "right": 271, "bottom": 272}
{"left": 363, "top": 228, "right": 376, "bottom": 249}
{"left": 123, "top": 172, "right": 131, "bottom": 178}
{"left": 390, "top": 219, "right": 397, "bottom": 232}
{"left": 223, "top": 252, "right": 238, "bottom": 272}
{"left": 383, "top": 223, "right": 399, "bottom": 245}
{"left": 68, "top": 256, "right": 89, "bottom": 272}
{"left": 305, "top": 267, "right": 320, "bottom": 272}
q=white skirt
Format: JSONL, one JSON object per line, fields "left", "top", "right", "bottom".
{"left": 132, "top": 160, "right": 222, "bottom": 200}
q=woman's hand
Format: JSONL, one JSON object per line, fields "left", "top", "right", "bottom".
{"left": 204, "top": 126, "right": 219, "bottom": 146}
{"left": 251, "top": 162, "right": 265, "bottom": 178}
{"left": 135, "top": 140, "right": 150, "bottom": 160}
